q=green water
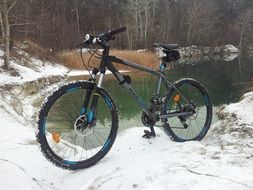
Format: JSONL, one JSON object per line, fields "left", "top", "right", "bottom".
{"left": 96, "top": 56, "right": 253, "bottom": 130}
{"left": 64, "top": 55, "right": 252, "bottom": 132}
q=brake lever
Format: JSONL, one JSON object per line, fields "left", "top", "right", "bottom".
{"left": 76, "top": 34, "right": 94, "bottom": 48}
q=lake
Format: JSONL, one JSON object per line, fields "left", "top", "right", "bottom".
{"left": 80, "top": 55, "right": 252, "bottom": 132}
{"left": 45, "top": 55, "right": 253, "bottom": 159}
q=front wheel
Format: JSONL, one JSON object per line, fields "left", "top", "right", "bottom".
{"left": 162, "top": 78, "right": 212, "bottom": 142}
{"left": 36, "top": 81, "right": 118, "bottom": 170}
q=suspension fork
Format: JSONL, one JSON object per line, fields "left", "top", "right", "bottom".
{"left": 80, "top": 79, "right": 103, "bottom": 123}
{"left": 86, "top": 73, "right": 104, "bottom": 122}
{"left": 84, "top": 47, "right": 109, "bottom": 122}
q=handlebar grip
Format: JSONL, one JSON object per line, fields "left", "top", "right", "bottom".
{"left": 108, "top": 26, "right": 127, "bottom": 36}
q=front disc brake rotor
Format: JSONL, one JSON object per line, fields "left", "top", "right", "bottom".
{"left": 74, "top": 115, "right": 95, "bottom": 136}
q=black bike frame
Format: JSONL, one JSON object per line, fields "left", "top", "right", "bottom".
{"left": 89, "top": 48, "right": 193, "bottom": 120}
{"left": 106, "top": 56, "right": 165, "bottom": 117}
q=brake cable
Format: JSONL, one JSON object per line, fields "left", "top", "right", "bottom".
{"left": 87, "top": 49, "right": 97, "bottom": 69}
{"left": 80, "top": 47, "right": 93, "bottom": 78}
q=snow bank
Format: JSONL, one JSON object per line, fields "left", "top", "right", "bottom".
{"left": 0, "top": 109, "right": 67, "bottom": 190}
{"left": 206, "top": 92, "right": 253, "bottom": 152}
{"left": 223, "top": 44, "right": 241, "bottom": 53}
{"left": 1, "top": 114, "right": 253, "bottom": 189}
{"left": 0, "top": 47, "right": 129, "bottom": 85}
{"left": 223, "top": 53, "right": 240, "bottom": 62}
{"left": 0, "top": 51, "right": 68, "bottom": 85}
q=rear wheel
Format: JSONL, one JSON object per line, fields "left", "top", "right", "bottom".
{"left": 162, "top": 78, "right": 212, "bottom": 142}
{"left": 36, "top": 81, "right": 118, "bottom": 170}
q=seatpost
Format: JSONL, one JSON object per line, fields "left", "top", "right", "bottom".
{"left": 157, "top": 61, "right": 166, "bottom": 94}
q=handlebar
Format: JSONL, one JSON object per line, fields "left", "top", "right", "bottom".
{"left": 77, "top": 26, "right": 127, "bottom": 49}
{"left": 108, "top": 26, "right": 127, "bottom": 36}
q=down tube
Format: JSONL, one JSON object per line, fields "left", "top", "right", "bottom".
{"left": 106, "top": 62, "right": 151, "bottom": 115}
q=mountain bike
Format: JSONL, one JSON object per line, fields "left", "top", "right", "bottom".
{"left": 36, "top": 27, "right": 212, "bottom": 170}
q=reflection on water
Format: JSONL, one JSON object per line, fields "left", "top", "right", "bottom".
{"left": 65, "top": 56, "right": 252, "bottom": 132}
{"left": 101, "top": 56, "right": 253, "bottom": 130}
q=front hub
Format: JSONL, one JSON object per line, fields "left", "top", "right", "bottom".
{"left": 74, "top": 115, "right": 95, "bottom": 136}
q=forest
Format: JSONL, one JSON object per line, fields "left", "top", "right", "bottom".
{"left": 0, "top": 0, "right": 253, "bottom": 51}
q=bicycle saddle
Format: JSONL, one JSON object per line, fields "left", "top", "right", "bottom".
{"left": 153, "top": 43, "right": 179, "bottom": 50}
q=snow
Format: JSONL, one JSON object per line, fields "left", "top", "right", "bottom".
{"left": 0, "top": 49, "right": 3, "bottom": 57}
{"left": 224, "top": 92, "right": 253, "bottom": 125}
{"left": 0, "top": 47, "right": 129, "bottom": 85}
{"left": 0, "top": 91, "right": 253, "bottom": 189}
{"left": 68, "top": 70, "right": 128, "bottom": 77}
{"left": 0, "top": 109, "right": 66, "bottom": 190}
{"left": 0, "top": 59, "right": 68, "bottom": 85}
{"left": 223, "top": 44, "right": 241, "bottom": 53}
{"left": 1, "top": 46, "right": 253, "bottom": 189}
{"left": 137, "top": 49, "right": 147, "bottom": 53}
{"left": 205, "top": 92, "right": 253, "bottom": 153}
{"left": 223, "top": 53, "right": 240, "bottom": 62}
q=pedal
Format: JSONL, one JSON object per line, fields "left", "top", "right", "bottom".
{"left": 179, "top": 116, "right": 188, "bottom": 129}
{"left": 142, "top": 130, "right": 156, "bottom": 139}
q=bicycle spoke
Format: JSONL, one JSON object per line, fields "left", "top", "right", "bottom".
{"left": 163, "top": 79, "right": 211, "bottom": 141}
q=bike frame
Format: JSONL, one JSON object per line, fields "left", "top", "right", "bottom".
{"left": 103, "top": 56, "right": 169, "bottom": 118}
{"left": 84, "top": 47, "right": 193, "bottom": 122}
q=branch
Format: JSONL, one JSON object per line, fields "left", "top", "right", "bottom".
{"left": 7, "top": 0, "right": 17, "bottom": 13}
{"left": 10, "top": 23, "right": 34, "bottom": 27}
{"left": 13, "top": 28, "right": 37, "bottom": 33}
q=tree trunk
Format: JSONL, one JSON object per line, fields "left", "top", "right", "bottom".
{"left": 239, "top": 29, "right": 245, "bottom": 49}
{"left": 0, "top": 0, "right": 10, "bottom": 70}
{"left": 39, "top": 0, "right": 45, "bottom": 44}
{"left": 0, "top": 0, "right": 17, "bottom": 70}
{"left": 186, "top": 24, "right": 192, "bottom": 46}
{"left": 3, "top": 10, "right": 10, "bottom": 70}
{"left": 144, "top": 1, "right": 148, "bottom": 48}
{"left": 75, "top": 1, "right": 80, "bottom": 40}
{"left": 0, "top": 12, "right": 5, "bottom": 41}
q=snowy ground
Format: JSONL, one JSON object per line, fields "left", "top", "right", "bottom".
{"left": 1, "top": 48, "right": 253, "bottom": 189}
{"left": 1, "top": 88, "right": 253, "bottom": 189}
{"left": 0, "top": 49, "right": 68, "bottom": 85}
{"left": 0, "top": 112, "right": 253, "bottom": 190}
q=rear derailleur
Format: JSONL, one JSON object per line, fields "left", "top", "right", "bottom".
{"left": 141, "top": 112, "right": 156, "bottom": 138}
{"left": 178, "top": 100, "right": 197, "bottom": 129}
{"left": 141, "top": 94, "right": 162, "bottom": 139}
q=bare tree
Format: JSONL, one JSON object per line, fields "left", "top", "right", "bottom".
{"left": 0, "top": 0, "right": 17, "bottom": 70}
{"left": 123, "top": 0, "right": 158, "bottom": 48}
{"left": 183, "top": 0, "right": 218, "bottom": 45}
{"left": 0, "top": 0, "right": 252, "bottom": 52}
{"left": 236, "top": 9, "right": 253, "bottom": 49}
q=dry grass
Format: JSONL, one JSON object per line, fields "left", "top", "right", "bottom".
{"left": 57, "top": 49, "right": 159, "bottom": 70}
{"left": 18, "top": 40, "right": 56, "bottom": 61}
